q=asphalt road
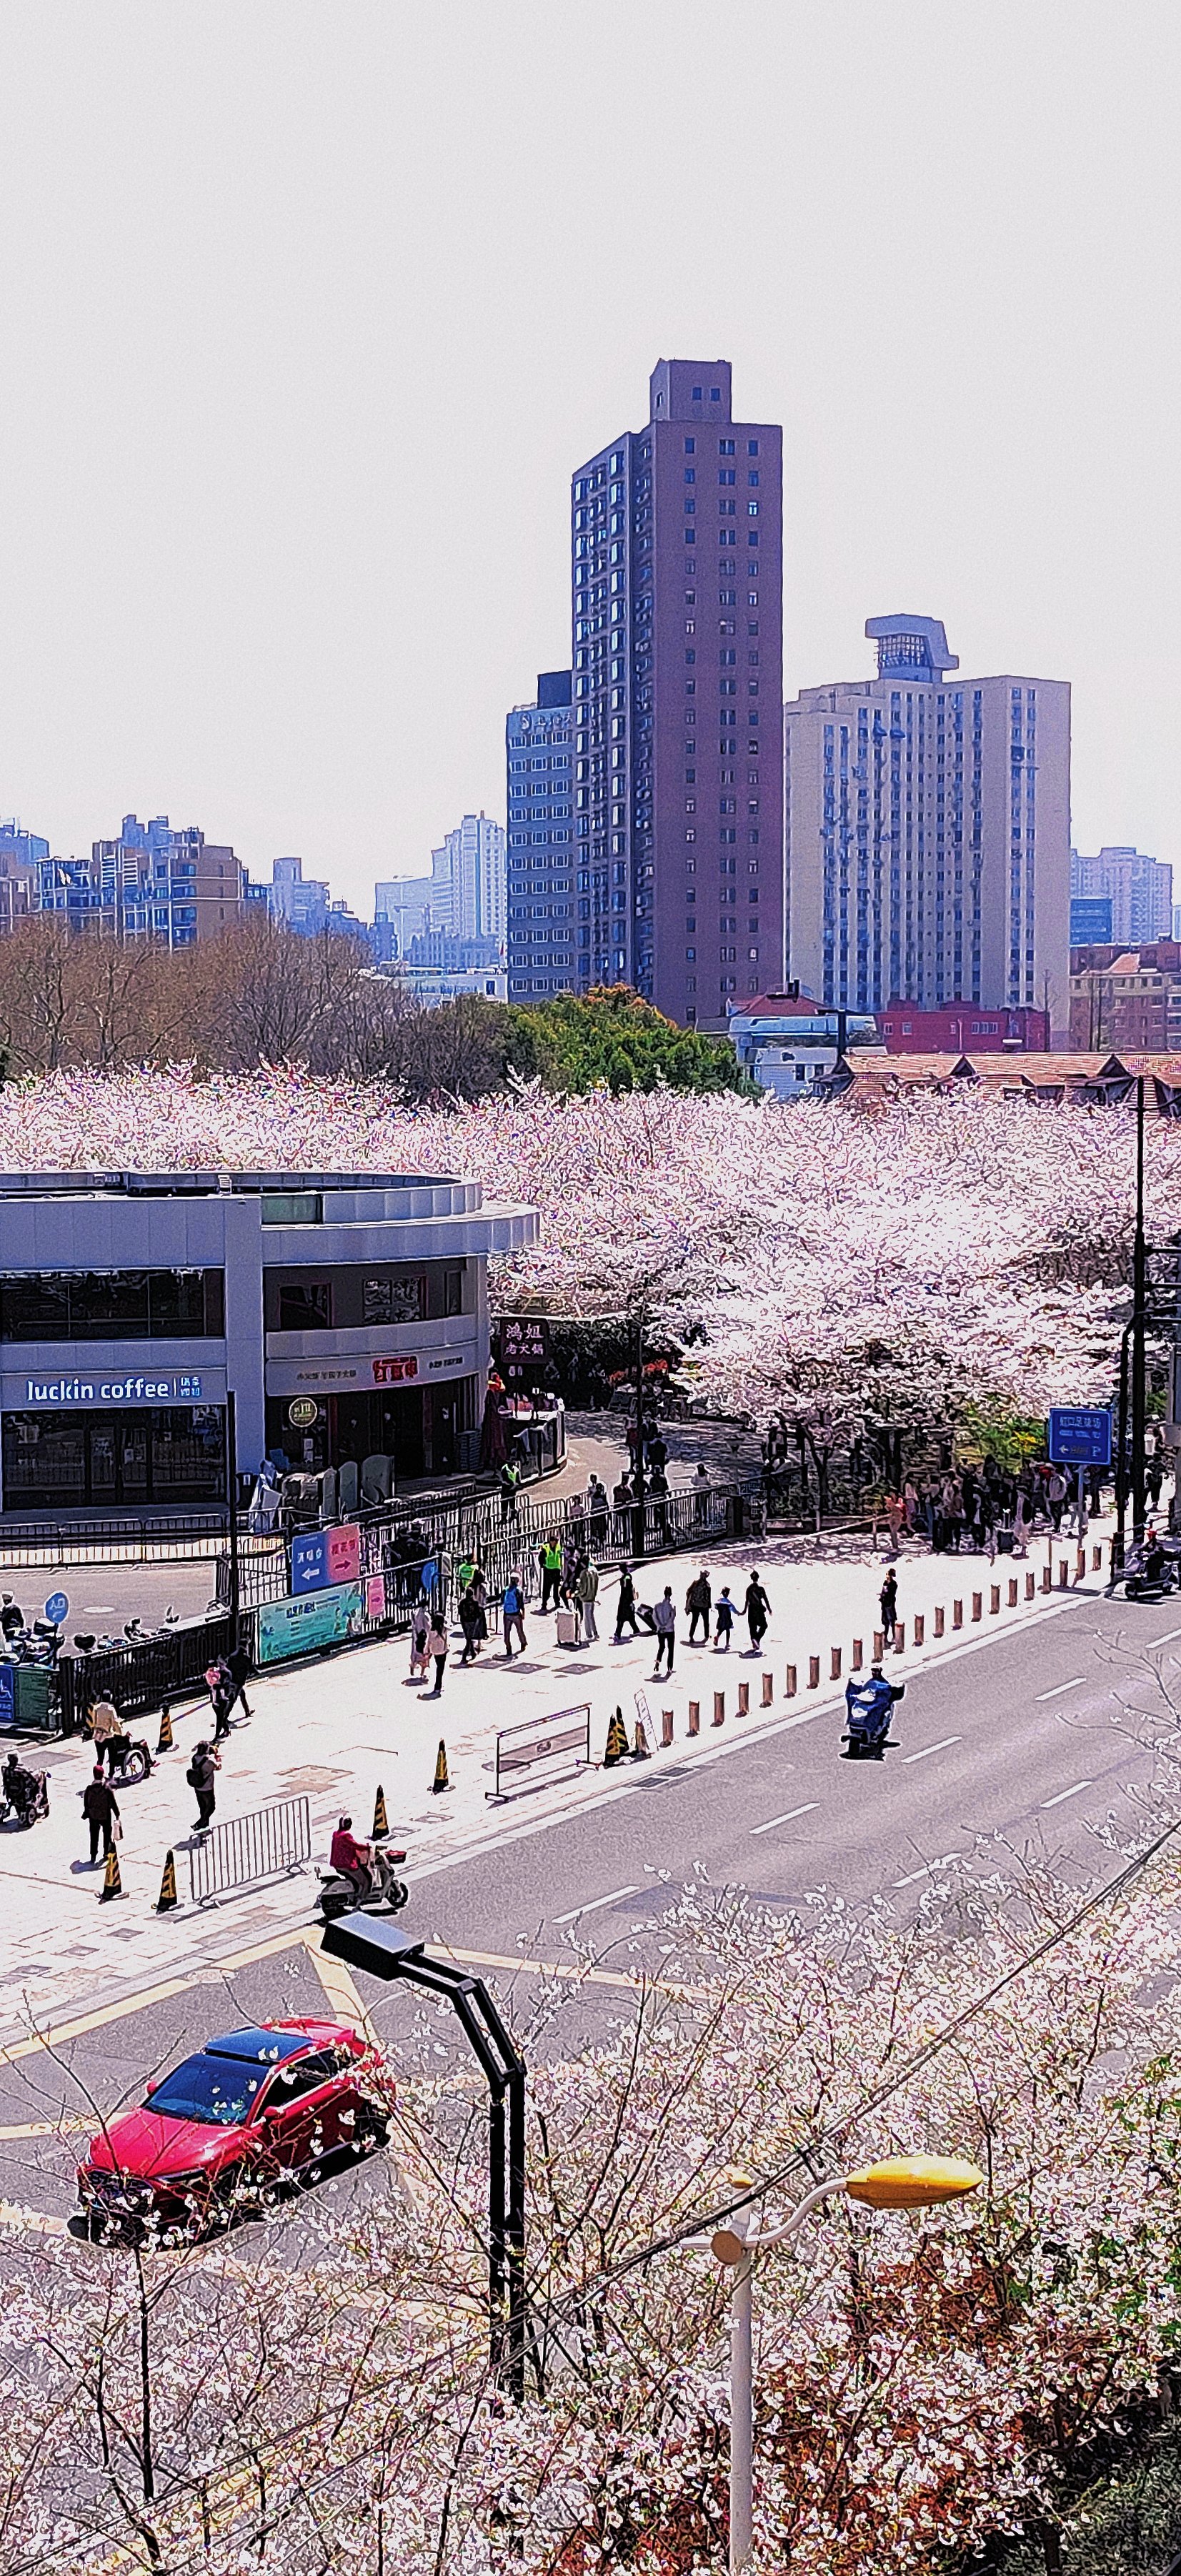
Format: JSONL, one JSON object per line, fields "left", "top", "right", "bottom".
{"left": 3, "top": 1581, "right": 1178, "bottom": 2239}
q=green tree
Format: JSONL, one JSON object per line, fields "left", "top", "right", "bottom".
{"left": 506, "top": 984, "right": 753, "bottom": 1097}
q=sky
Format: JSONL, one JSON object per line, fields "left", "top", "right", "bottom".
{"left": 0, "top": 1, "right": 1177, "bottom": 914}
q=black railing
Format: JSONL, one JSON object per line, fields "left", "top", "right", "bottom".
{"left": 189, "top": 1794, "right": 312, "bottom": 1905}
{"left": 57, "top": 1612, "right": 235, "bottom": 1734}
{"left": 0, "top": 1513, "right": 236, "bottom": 1566}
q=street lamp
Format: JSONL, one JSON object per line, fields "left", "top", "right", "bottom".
{"left": 695, "top": 2153, "right": 983, "bottom": 2575}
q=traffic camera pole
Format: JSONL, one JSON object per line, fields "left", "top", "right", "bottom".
{"left": 225, "top": 1388, "right": 241, "bottom": 1643}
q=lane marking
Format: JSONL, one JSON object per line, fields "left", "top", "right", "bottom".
{"left": 1035, "top": 1678, "right": 1086, "bottom": 1700}
{"left": 1152, "top": 1626, "right": 1181, "bottom": 1646}
{"left": 1040, "top": 1779, "right": 1094, "bottom": 1809}
{"left": 0, "top": 1924, "right": 323, "bottom": 2069}
{"left": 892, "top": 1853, "right": 962, "bottom": 1888}
{"left": 552, "top": 1884, "right": 642, "bottom": 1925}
{"left": 749, "top": 1803, "right": 819, "bottom": 1836}
{"left": 437, "top": 1945, "right": 714, "bottom": 2001}
{"left": 903, "top": 1736, "right": 962, "bottom": 1765}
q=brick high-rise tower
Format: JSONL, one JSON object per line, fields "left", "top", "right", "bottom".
{"left": 571, "top": 359, "right": 783, "bottom": 1026}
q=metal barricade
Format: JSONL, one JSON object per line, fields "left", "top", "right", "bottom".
{"left": 189, "top": 1793, "right": 312, "bottom": 1905}
{"left": 487, "top": 1704, "right": 591, "bottom": 1803}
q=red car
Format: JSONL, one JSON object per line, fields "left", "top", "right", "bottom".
{"left": 76, "top": 2017, "right": 391, "bottom": 2239}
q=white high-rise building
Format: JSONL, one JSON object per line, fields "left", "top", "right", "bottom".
{"left": 784, "top": 616, "right": 1072, "bottom": 1033}
{"left": 429, "top": 813, "right": 506, "bottom": 946}
{"left": 1070, "top": 845, "right": 1172, "bottom": 944}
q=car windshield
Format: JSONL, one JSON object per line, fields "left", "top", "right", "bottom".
{"left": 147, "top": 2052, "right": 271, "bottom": 2128}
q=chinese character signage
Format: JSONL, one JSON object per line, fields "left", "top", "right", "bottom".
{"left": 497, "top": 1317, "right": 552, "bottom": 1389}
{"left": 1048, "top": 1407, "right": 1112, "bottom": 1466}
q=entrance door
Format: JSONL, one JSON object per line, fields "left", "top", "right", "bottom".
{"left": 88, "top": 1418, "right": 119, "bottom": 1502}
{"left": 118, "top": 1419, "right": 149, "bottom": 1502}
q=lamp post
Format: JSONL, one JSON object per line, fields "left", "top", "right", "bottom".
{"left": 320, "top": 1916, "right": 527, "bottom": 2399}
{"left": 694, "top": 2153, "right": 983, "bottom": 2575}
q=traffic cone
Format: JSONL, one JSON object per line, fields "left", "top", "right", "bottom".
{"left": 155, "top": 1849, "right": 179, "bottom": 1913}
{"left": 99, "top": 1844, "right": 124, "bottom": 1903}
{"left": 432, "top": 1739, "right": 450, "bottom": 1795}
{"left": 632, "top": 1716, "right": 652, "bottom": 1761}
{"left": 372, "top": 1782, "right": 389, "bottom": 1838}
{"left": 156, "top": 1703, "right": 174, "bottom": 1754}
{"left": 603, "top": 1706, "right": 629, "bottom": 1767}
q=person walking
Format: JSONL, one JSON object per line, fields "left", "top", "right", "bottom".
{"left": 82, "top": 1765, "right": 120, "bottom": 1866}
{"left": 652, "top": 1586, "right": 676, "bottom": 1676}
{"left": 744, "top": 1569, "right": 771, "bottom": 1653}
{"left": 1047, "top": 1466, "right": 1067, "bottom": 1533}
{"left": 613, "top": 1564, "right": 640, "bottom": 1642}
{"left": 884, "top": 1492, "right": 905, "bottom": 1558}
{"left": 539, "top": 1536, "right": 564, "bottom": 1613}
{"left": 224, "top": 1638, "right": 254, "bottom": 1723}
{"left": 576, "top": 1556, "right": 600, "bottom": 1643}
{"left": 685, "top": 1568, "right": 712, "bottom": 1644}
{"left": 187, "top": 1739, "right": 220, "bottom": 1834}
{"left": 714, "top": 1585, "right": 737, "bottom": 1650}
{"left": 469, "top": 1565, "right": 489, "bottom": 1653}
{"left": 879, "top": 1567, "right": 898, "bottom": 1647}
{"left": 207, "top": 1657, "right": 235, "bottom": 1743}
{"left": 692, "top": 1463, "right": 711, "bottom": 1526}
{"left": 89, "top": 1694, "right": 126, "bottom": 1776}
{"left": 457, "top": 1586, "right": 482, "bottom": 1666}
{"left": 502, "top": 1575, "right": 527, "bottom": 1659}
{"left": 424, "top": 1613, "right": 449, "bottom": 1697}
{"left": 409, "top": 1596, "right": 432, "bottom": 1681}
{"left": 499, "top": 1460, "right": 521, "bottom": 1521}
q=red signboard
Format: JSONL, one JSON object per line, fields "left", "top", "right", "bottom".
{"left": 327, "top": 1523, "right": 361, "bottom": 1585}
{"left": 372, "top": 1356, "right": 419, "bottom": 1386}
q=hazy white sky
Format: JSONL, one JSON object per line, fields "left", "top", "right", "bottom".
{"left": 0, "top": 1, "right": 1177, "bottom": 911}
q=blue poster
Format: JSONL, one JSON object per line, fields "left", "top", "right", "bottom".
{"left": 256, "top": 1581, "right": 366, "bottom": 1667}
{"left": 290, "top": 1531, "right": 329, "bottom": 1594}
{"left": 1048, "top": 1407, "right": 1112, "bottom": 1466}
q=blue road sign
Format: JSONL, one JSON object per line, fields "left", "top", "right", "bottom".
{"left": 290, "top": 1531, "right": 329, "bottom": 1594}
{"left": 44, "top": 1591, "right": 69, "bottom": 1625}
{"left": 1048, "top": 1406, "right": 1112, "bottom": 1467}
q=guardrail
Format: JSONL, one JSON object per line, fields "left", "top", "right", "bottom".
{"left": 0, "top": 1512, "right": 239, "bottom": 1568}
{"left": 58, "top": 1612, "right": 234, "bottom": 1734}
{"left": 487, "top": 1703, "right": 592, "bottom": 1803}
{"left": 189, "top": 1793, "right": 312, "bottom": 1905}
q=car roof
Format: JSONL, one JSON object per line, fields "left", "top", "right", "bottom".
{"left": 204, "top": 2027, "right": 313, "bottom": 2064}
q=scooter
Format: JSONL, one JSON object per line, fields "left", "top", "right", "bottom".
{"left": 842, "top": 1674, "right": 905, "bottom": 1761}
{"left": 0, "top": 1766, "right": 50, "bottom": 1827}
{"left": 316, "top": 1835, "right": 410, "bottom": 1925}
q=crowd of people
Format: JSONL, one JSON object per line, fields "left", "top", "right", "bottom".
{"left": 877, "top": 1446, "right": 1158, "bottom": 1561}
{"left": 398, "top": 1543, "right": 775, "bottom": 1695}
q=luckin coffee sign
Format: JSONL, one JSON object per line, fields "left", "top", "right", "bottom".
{"left": 21, "top": 1372, "right": 208, "bottom": 1406}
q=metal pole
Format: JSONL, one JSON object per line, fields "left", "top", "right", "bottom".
{"left": 488, "top": 2085, "right": 507, "bottom": 2375}
{"left": 729, "top": 2249, "right": 754, "bottom": 2575}
{"left": 1132, "top": 1078, "right": 1147, "bottom": 1552}
{"left": 1115, "top": 1321, "right": 1132, "bottom": 1571}
{"left": 226, "top": 1388, "right": 241, "bottom": 1640}
{"left": 507, "top": 2065, "right": 527, "bottom": 2404}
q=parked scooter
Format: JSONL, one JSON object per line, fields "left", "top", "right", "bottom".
{"left": 842, "top": 1666, "right": 905, "bottom": 1760}
{"left": 316, "top": 1834, "right": 409, "bottom": 1925}
{"left": 0, "top": 1754, "right": 49, "bottom": 1828}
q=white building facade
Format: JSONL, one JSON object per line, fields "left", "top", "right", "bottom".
{"left": 784, "top": 617, "right": 1072, "bottom": 1033}
{"left": 429, "top": 814, "right": 507, "bottom": 947}
{"left": 1071, "top": 845, "right": 1172, "bottom": 944}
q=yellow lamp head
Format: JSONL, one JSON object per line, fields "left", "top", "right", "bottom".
{"left": 844, "top": 2154, "right": 984, "bottom": 2211}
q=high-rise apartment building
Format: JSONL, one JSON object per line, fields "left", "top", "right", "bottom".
{"left": 506, "top": 670, "right": 574, "bottom": 999}
{"left": 1070, "top": 845, "right": 1172, "bottom": 945}
{"left": 572, "top": 359, "right": 783, "bottom": 1025}
{"left": 90, "top": 815, "right": 244, "bottom": 945}
{"left": 784, "top": 617, "right": 1072, "bottom": 1031}
{"left": 429, "top": 814, "right": 506, "bottom": 947}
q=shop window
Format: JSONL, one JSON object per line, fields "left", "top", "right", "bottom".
{"left": 277, "top": 1280, "right": 332, "bottom": 1332}
{"left": 362, "top": 1275, "right": 424, "bottom": 1325}
{"left": 0, "top": 1269, "right": 224, "bottom": 1341}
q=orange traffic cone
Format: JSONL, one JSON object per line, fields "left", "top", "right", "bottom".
{"left": 156, "top": 1703, "right": 174, "bottom": 1754}
{"left": 372, "top": 1782, "right": 389, "bottom": 1837}
{"left": 603, "top": 1707, "right": 629, "bottom": 1767}
{"left": 99, "top": 1844, "right": 124, "bottom": 1903}
{"left": 155, "top": 1849, "right": 179, "bottom": 1913}
{"left": 432, "top": 1740, "right": 450, "bottom": 1795}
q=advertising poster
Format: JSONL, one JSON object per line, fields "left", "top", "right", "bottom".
{"left": 256, "top": 1581, "right": 366, "bottom": 1666}
{"left": 291, "top": 1531, "right": 328, "bottom": 1594}
{"left": 365, "top": 1573, "right": 387, "bottom": 1620}
{"left": 327, "top": 1523, "right": 361, "bottom": 1584}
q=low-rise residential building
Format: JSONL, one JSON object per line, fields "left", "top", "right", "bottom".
{"left": 1069, "top": 943, "right": 1181, "bottom": 1053}
{"left": 875, "top": 1002, "right": 1048, "bottom": 1053}
{"left": 728, "top": 990, "right": 879, "bottom": 1095}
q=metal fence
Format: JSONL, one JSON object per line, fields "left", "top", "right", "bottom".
{"left": 189, "top": 1793, "right": 312, "bottom": 1906}
{"left": 0, "top": 1512, "right": 236, "bottom": 1569}
{"left": 488, "top": 1703, "right": 592, "bottom": 1803}
{"left": 58, "top": 1612, "right": 235, "bottom": 1734}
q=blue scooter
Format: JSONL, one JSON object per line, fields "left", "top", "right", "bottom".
{"left": 843, "top": 1666, "right": 905, "bottom": 1760}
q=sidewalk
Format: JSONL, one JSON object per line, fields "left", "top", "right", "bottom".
{"left": 0, "top": 1508, "right": 1122, "bottom": 2036}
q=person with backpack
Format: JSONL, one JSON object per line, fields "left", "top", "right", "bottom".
{"left": 187, "top": 1739, "right": 220, "bottom": 1834}
{"left": 502, "top": 1575, "right": 527, "bottom": 1659}
{"left": 685, "top": 1568, "right": 712, "bottom": 1645}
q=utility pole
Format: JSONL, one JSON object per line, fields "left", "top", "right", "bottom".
{"left": 225, "top": 1388, "right": 241, "bottom": 1643}
{"left": 1132, "top": 1077, "right": 1147, "bottom": 1551}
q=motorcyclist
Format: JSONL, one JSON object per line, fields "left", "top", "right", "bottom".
{"left": 329, "top": 1815, "right": 373, "bottom": 1904}
{"left": 1, "top": 1750, "right": 38, "bottom": 1820}
{"left": 844, "top": 1662, "right": 901, "bottom": 1754}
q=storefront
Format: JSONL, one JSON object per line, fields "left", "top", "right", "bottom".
{"left": 0, "top": 1169, "right": 538, "bottom": 1518}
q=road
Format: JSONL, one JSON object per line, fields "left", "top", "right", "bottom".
{"left": 0, "top": 1578, "right": 1176, "bottom": 2237}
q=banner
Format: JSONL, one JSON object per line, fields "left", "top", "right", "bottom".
{"left": 256, "top": 1581, "right": 367, "bottom": 1667}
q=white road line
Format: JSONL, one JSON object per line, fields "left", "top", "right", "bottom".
{"left": 1040, "top": 1779, "right": 1094, "bottom": 1809}
{"left": 902, "top": 1735, "right": 961, "bottom": 1765}
{"left": 749, "top": 1802, "right": 819, "bottom": 1836}
{"left": 1152, "top": 1626, "right": 1181, "bottom": 1646}
{"left": 552, "top": 1884, "right": 642, "bottom": 1924}
{"left": 892, "top": 1852, "right": 962, "bottom": 1889}
{"left": 1035, "top": 1678, "right": 1086, "bottom": 1700}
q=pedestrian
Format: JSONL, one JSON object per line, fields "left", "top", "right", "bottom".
{"left": 576, "top": 1556, "right": 600, "bottom": 1643}
{"left": 903, "top": 1477, "right": 920, "bottom": 1531}
{"left": 685, "top": 1568, "right": 712, "bottom": 1644}
{"left": 587, "top": 1474, "right": 609, "bottom": 1547}
{"left": 653, "top": 1586, "right": 676, "bottom": 1676}
{"left": 539, "top": 1535, "right": 564, "bottom": 1613}
{"left": 82, "top": 1764, "right": 120, "bottom": 1866}
{"left": 470, "top": 1565, "right": 489, "bottom": 1651}
{"left": 457, "top": 1586, "right": 482, "bottom": 1666}
{"left": 1013, "top": 1488, "right": 1032, "bottom": 1558}
{"left": 409, "top": 1596, "right": 432, "bottom": 1681}
{"left": 1047, "top": 1466, "right": 1067, "bottom": 1533}
{"left": 207, "top": 1657, "right": 235, "bottom": 1742}
{"left": 89, "top": 1694, "right": 126, "bottom": 1776}
{"left": 424, "top": 1613, "right": 449, "bottom": 1697}
{"left": 714, "top": 1585, "right": 737, "bottom": 1649}
{"left": 186, "top": 1739, "right": 220, "bottom": 1834}
{"left": 884, "top": 1492, "right": 905, "bottom": 1557}
{"left": 613, "top": 1564, "right": 640, "bottom": 1642}
{"left": 879, "top": 1567, "right": 898, "bottom": 1646}
{"left": 744, "top": 1568, "right": 771, "bottom": 1653}
{"left": 502, "top": 1575, "right": 527, "bottom": 1659}
{"left": 499, "top": 1460, "right": 521, "bottom": 1521}
{"left": 693, "top": 1463, "right": 711, "bottom": 1526}
{"left": 224, "top": 1638, "right": 254, "bottom": 1722}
